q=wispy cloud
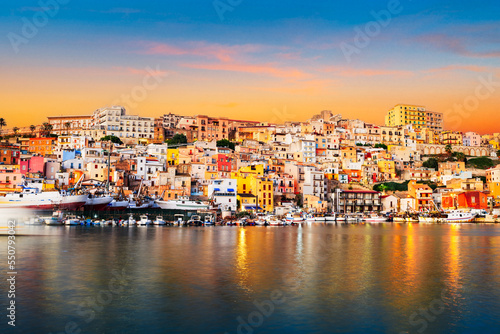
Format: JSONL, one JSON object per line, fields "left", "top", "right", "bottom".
{"left": 424, "top": 64, "right": 490, "bottom": 73}
{"left": 323, "top": 66, "right": 413, "bottom": 77}
{"left": 415, "top": 33, "right": 500, "bottom": 58}
{"left": 113, "top": 66, "right": 168, "bottom": 77}
{"left": 136, "top": 41, "right": 262, "bottom": 62}
{"left": 182, "top": 61, "right": 309, "bottom": 79}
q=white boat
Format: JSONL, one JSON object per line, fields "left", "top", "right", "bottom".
{"left": 127, "top": 214, "right": 137, "bottom": 225}
{"left": 314, "top": 214, "right": 326, "bottom": 222}
{"left": 174, "top": 214, "right": 185, "bottom": 225}
{"left": 186, "top": 215, "right": 203, "bottom": 226}
{"left": 0, "top": 187, "right": 88, "bottom": 210}
{"left": 336, "top": 214, "right": 346, "bottom": 223}
{"left": 204, "top": 215, "right": 215, "bottom": 226}
{"left": 25, "top": 216, "right": 44, "bottom": 225}
{"left": 107, "top": 199, "right": 129, "bottom": 210}
{"left": 446, "top": 210, "right": 476, "bottom": 223}
{"left": 305, "top": 214, "right": 315, "bottom": 222}
{"left": 44, "top": 211, "right": 65, "bottom": 225}
{"left": 363, "top": 214, "right": 387, "bottom": 223}
{"left": 284, "top": 213, "right": 294, "bottom": 224}
{"left": 128, "top": 197, "right": 153, "bottom": 209}
{"left": 325, "top": 213, "right": 336, "bottom": 222}
{"left": 64, "top": 215, "right": 82, "bottom": 226}
{"left": 153, "top": 216, "right": 166, "bottom": 225}
{"left": 84, "top": 194, "right": 113, "bottom": 210}
{"left": 266, "top": 216, "right": 284, "bottom": 226}
{"left": 139, "top": 215, "right": 151, "bottom": 225}
{"left": 155, "top": 196, "right": 209, "bottom": 211}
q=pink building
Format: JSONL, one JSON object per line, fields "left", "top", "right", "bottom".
{"left": 20, "top": 156, "right": 45, "bottom": 175}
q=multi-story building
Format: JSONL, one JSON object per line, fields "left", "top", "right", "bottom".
{"left": 29, "top": 137, "right": 57, "bottom": 156}
{"left": 408, "top": 180, "right": 433, "bottom": 211}
{"left": 332, "top": 189, "right": 382, "bottom": 213}
{"left": 385, "top": 104, "right": 443, "bottom": 131}
{"left": 441, "top": 131, "right": 463, "bottom": 145}
{"left": 207, "top": 179, "right": 237, "bottom": 212}
{"left": 92, "top": 106, "right": 155, "bottom": 143}
{"left": 463, "top": 132, "right": 482, "bottom": 147}
{"left": 47, "top": 115, "right": 93, "bottom": 135}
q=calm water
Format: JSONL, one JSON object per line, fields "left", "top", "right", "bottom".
{"left": 2, "top": 223, "right": 500, "bottom": 334}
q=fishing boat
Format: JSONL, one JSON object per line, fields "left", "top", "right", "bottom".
{"left": 44, "top": 211, "right": 65, "bottom": 225}
{"left": 314, "top": 214, "right": 326, "bottom": 222}
{"left": 64, "top": 215, "right": 82, "bottom": 226}
{"left": 186, "top": 215, "right": 203, "bottom": 226}
{"left": 84, "top": 193, "right": 113, "bottom": 210}
{"left": 127, "top": 214, "right": 137, "bottom": 225}
{"left": 445, "top": 210, "right": 476, "bottom": 223}
{"left": 363, "top": 213, "right": 387, "bottom": 223}
{"left": 325, "top": 213, "right": 336, "bottom": 223}
{"left": 305, "top": 214, "right": 315, "bottom": 222}
{"left": 155, "top": 196, "right": 209, "bottom": 211}
{"left": 153, "top": 216, "right": 166, "bottom": 225}
{"left": 336, "top": 214, "right": 346, "bottom": 223}
{"left": 0, "top": 187, "right": 88, "bottom": 210}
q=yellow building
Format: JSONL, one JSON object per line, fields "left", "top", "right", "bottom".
{"left": 385, "top": 104, "right": 443, "bottom": 131}
{"left": 441, "top": 131, "right": 463, "bottom": 145}
{"left": 232, "top": 165, "right": 274, "bottom": 212}
{"left": 377, "top": 160, "right": 396, "bottom": 179}
{"left": 166, "top": 148, "right": 179, "bottom": 166}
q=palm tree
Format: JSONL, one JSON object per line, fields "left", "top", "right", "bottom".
{"left": 64, "top": 122, "right": 71, "bottom": 135}
{"left": 30, "top": 125, "right": 36, "bottom": 137}
{"left": 13, "top": 127, "right": 19, "bottom": 136}
{"left": 0, "top": 118, "right": 6, "bottom": 134}
{"left": 41, "top": 122, "right": 53, "bottom": 137}
{"left": 445, "top": 144, "right": 453, "bottom": 155}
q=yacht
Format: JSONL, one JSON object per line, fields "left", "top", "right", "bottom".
{"left": 64, "top": 215, "right": 82, "bottom": 226}
{"left": 138, "top": 215, "right": 152, "bottom": 226}
{"left": 446, "top": 210, "right": 476, "bottom": 223}
{"left": 155, "top": 196, "right": 209, "bottom": 211}
{"left": 363, "top": 213, "right": 388, "bottom": 223}
{"left": 44, "top": 211, "right": 65, "bottom": 225}
{"left": 84, "top": 193, "right": 113, "bottom": 210}
{"left": 0, "top": 187, "right": 87, "bottom": 210}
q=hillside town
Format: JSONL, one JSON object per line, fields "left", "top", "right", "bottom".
{"left": 1, "top": 103, "right": 500, "bottom": 220}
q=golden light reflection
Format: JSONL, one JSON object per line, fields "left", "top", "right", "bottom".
{"left": 236, "top": 227, "right": 251, "bottom": 291}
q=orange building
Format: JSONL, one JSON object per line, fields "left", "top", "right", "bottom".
{"left": 408, "top": 180, "right": 433, "bottom": 211}
{"left": 29, "top": 137, "right": 56, "bottom": 156}
{"left": 441, "top": 191, "right": 488, "bottom": 210}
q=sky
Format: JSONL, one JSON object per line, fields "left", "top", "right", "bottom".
{"left": 1, "top": 0, "right": 499, "bottom": 133}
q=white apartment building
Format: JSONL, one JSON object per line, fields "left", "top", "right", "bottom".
{"left": 207, "top": 179, "right": 237, "bottom": 212}
{"left": 302, "top": 167, "right": 325, "bottom": 201}
{"left": 92, "top": 106, "right": 155, "bottom": 143}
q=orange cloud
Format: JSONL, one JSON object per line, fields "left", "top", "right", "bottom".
{"left": 424, "top": 64, "right": 490, "bottom": 73}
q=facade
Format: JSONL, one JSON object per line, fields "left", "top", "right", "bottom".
{"left": 207, "top": 179, "right": 237, "bottom": 212}
{"left": 385, "top": 104, "right": 442, "bottom": 130}
{"left": 47, "top": 115, "right": 93, "bottom": 135}
{"left": 92, "top": 106, "right": 155, "bottom": 143}
{"left": 333, "top": 189, "right": 382, "bottom": 213}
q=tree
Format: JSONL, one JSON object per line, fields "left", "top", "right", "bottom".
{"left": 445, "top": 144, "right": 453, "bottom": 155}
{"left": 29, "top": 125, "right": 36, "bottom": 136}
{"left": 0, "top": 118, "right": 6, "bottom": 132}
{"left": 13, "top": 127, "right": 19, "bottom": 135}
{"left": 41, "top": 122, "right": 53, "bottom": 137}
{"left": 216, "top": 139, "right": 235, "bottom": 150}
{"left": 64, "top": 122, "right": 71, "bottom": 135}
{"left": 167, "top": 133, "right": 188, "bottom": 145}
{"left": 423, "top": 157, "right": 438, "bottom": 170}
{"left": 100, "top": 135, "right": 123, "bottom": 145}
{"left": 374, "top": 143, "right": 388, "bottom": 150}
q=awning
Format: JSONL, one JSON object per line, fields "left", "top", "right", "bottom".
{"left": 227, "top": 188, "right": 235, "bottom": 192}
{"left": 244, "top": 205, "right": 263, "bottom": 210}
{"left": 214, "top": 188, "right": 220, "bottom": 191}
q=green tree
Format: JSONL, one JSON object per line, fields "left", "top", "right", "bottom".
{"left": 216, "top": 139, "right": 235, "bottom": 150}
{"left": 167, "top": 133, "right": 188, "bottom": 145}
{"left": 64, "top": 122, "right": 71, "bottom": 134}
{"left": 41, "top": 122, "right": 53, "bottom": 137}
{"left": 374, "top": 143, "right": 388, "bottom": 150}
{"left": 13, "top": 127, "right": 19, "bottom": 135}
{"left": 423, "top": 157, "right": 439, "bottom": 170}
{"left": 445, "top": 144, "right": 453, "bottom": 155}
{"left": 0, "top": 118, "right": 6, "bottom": 132}
{"left": 100, "top": 135, "right": 123, "bottom": 144}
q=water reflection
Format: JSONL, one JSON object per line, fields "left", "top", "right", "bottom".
{"left": 2, "top": 224, "right": 500, "bottom": 333}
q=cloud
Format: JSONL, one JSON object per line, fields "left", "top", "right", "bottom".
{"left": 114, "top": 66, "right": 168, "bottom": 77}
{"left": 415, "top": 33, "right": 500, "bottom": 58}
{"left": 323, "top": 66, "right": 413, "bottom": 77}
{"left": 424, "top": 64, "right": 490, "bottom": 74}
{"left": 182, "top": 61, "right": 309, "bottom": 79}
{"left": 136, "top": 41, "right": 262, "bottom": 62}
